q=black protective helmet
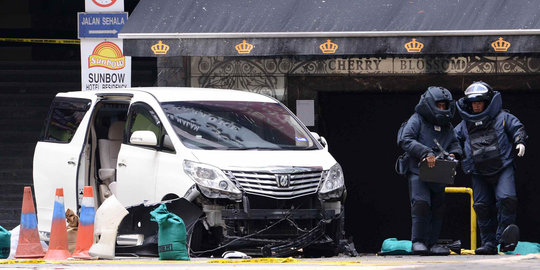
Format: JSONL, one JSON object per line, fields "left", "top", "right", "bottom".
{"left": 464, "top": 81, "right": 494, "bottom": 103}
{"left": 415, "top": 86, "right": 456, "bottom": 126}
{"left": 428, "top": 86, "right": 453, "bottom": 107}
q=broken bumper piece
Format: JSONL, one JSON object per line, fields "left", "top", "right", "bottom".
{"left": 115, "top": 198, "right": 203, "bottom": 257}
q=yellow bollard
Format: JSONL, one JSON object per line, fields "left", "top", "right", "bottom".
{"left": 445, "top": 187, "right": 477, "bottom": 250}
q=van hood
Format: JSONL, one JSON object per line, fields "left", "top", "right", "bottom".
{"left": 190, "top": 149, "right": 337, "bottom": 171}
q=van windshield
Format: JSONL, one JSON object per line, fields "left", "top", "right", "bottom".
{"left": 161, "top": 101, "right": 318, "bottom": 150}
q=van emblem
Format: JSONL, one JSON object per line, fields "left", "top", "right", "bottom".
{"left": 275, "top": 174, "right": 291, "bottom": 188}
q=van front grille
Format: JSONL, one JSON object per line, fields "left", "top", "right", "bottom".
{"left": 224, "top": 169, "right": 323, "bottom": 200}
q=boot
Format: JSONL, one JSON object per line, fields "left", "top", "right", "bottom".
{"left": 499, "top": 224, "right": 519, "bottom": 252}
{"left": 475, "top": 243, "right": 498, "bottom": 255}
{"left": 412, "top": 242, "right": 429, "bottom": 255}
{"left": 429, "top": 244, "right": 450, "bottom": 256}
{"left": 447, "top": 240, "right": 462, "bottom": 255}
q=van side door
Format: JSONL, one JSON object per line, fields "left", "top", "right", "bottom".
{"left": 33, "top": 96, "right": 93, "bottom": 233}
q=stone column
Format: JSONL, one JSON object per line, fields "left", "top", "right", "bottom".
{"left": 157, "top": 56, "right": 188, "bottom": 86}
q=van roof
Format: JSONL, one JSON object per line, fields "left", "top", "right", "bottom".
{"left": 56, "top": 87, "right": 278, "bottom": 103}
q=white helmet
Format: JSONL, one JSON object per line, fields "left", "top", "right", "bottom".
{"left": 464, "top": 81, "right": 493, "bottom": 102}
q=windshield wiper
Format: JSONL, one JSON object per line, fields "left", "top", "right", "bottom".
{"left": 276, "top": 145, "right": 320, "bottom": 150}
{"left": 234, "top": 147, "right": 280, "bottom": 150}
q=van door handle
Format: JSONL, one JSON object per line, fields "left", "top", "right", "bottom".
{"left": 67, "top": 161, "right": 76, "bottom": 166}
{"left": 118, "top": 162, "right": 127, "bottom": 167}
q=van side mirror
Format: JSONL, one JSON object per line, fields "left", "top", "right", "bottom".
{"left": 130, "top": 130, "right": 157, "bottom": 146}
{"left": 310, "top": 132, "right": 328, "bottom": 149}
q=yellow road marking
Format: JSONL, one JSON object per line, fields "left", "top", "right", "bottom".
{"left": 0, "top": 258, "right": 468, "bottom": 265}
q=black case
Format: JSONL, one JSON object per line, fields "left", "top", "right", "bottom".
{"left": 419, "top": 159, "right": 458, "bottom": 184}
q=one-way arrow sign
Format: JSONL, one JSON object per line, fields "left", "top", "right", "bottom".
{"left": 78, "top": 12, "right": 128, "bottom": 38}
{"left": 89, "top": 29, "right": 118, "bottom": 34}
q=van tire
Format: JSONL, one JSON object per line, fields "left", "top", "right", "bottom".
{"left": 187, "top": 220, "right": 203, "bottom": 256}
{"left": 304, "top": 213, "right": 344, "bottom": 257}
{"left": 186, "top": 220, "right": 221, "bottom": 257}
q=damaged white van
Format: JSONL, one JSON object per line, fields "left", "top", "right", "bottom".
{"left": 33, "top": 87, "right": 351, "bottom": 257}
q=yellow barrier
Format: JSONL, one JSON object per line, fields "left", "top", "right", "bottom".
{"left": 0, "top": 38, "right": 80, "bottom": 45}
{"left": 445, "top": 187, "right": 477, "bottom": 250}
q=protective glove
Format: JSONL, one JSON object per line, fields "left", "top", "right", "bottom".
{"left": 516, "top": 144, "right": 525, "bottom": 157}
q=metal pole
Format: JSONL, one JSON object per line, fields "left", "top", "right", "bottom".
{"left": 445, "top": 187, "right": 477, "bottom": 250}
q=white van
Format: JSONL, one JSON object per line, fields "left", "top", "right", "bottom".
{"left": 33, "top": 87, "right": 347, "bottom": 256}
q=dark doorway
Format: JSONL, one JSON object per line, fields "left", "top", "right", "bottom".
{"left": 315, "top": 86, "right": 540, "bottom": 253}
{"left": 319, "top": 91, "right": 424, "bottom": 252}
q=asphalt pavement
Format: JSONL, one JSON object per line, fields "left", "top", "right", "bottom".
{"left": 1, "top": 254, "right": 540, "bottom": 269}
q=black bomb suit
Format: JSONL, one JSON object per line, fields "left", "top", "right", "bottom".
{"left": 455, "top": 90, "right": 527, "bottom": 250}
{"left": 399, "top": 87, "right": 462, "bottom": 249}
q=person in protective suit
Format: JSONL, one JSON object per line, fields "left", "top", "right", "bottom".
{"left": 455, "top": 82, "right": 527, "bottom": 255}
{"left": 399, "top": 86, "right": 463, "bottom": 255}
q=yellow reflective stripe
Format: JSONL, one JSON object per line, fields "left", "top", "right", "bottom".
{"left": 0, "top": 259, "right": 46, "bottom": 264}
{"left": 0, "top": 258, "right": 475, "bottom": 265}
{"left": 0, "top": 38, "right": 80, "bottom": 45}
{"left": 209, "top": 257, "right": 301, "bottom": 263}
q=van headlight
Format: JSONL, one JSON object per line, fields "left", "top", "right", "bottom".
{"left": 183, "top": 160, "right": 242, "bottom": 200}
{"left": 318, "top": 163, "right": 345, "bottom": 200}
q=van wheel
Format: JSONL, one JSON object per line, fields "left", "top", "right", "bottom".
{"left": 187, "top": 220, "right": 203, "bottom": 255}
{"left": 187, "top": 220, "right": 221, "bottom": 257}
{"left": 304, "top": 214, "right": 344, "bottom": 258}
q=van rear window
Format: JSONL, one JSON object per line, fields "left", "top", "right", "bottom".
{"left": 41, "top": 98, "right": 91, "bottom": 143}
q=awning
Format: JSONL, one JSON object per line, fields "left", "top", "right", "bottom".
{"left": 119, "top": 0, "right": 540, "bottom": 57}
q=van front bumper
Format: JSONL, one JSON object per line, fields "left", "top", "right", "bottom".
{"left": 210, "top": 193, "right": 345, "bottom": 257}
{"left": 221, "top": 208, "right": 337, "bottom": 220}
{"left": 222, "top": 219, "right": 329, "bottom": 257}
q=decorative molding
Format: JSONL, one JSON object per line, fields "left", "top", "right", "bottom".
{"left": 193, "top": 56, "right": 540, "bottom": 77}
{"left": 193, "top": 57, "right": 285, "bottom": 101}
{"left": 189, "top": 56, "right": 540, "bottom": 99}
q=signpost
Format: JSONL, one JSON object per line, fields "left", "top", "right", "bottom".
{"left": 78, "top": 12, "right": 128, "bottom": 38}
{"left": 79, "top": 0, "right": 130, "bottom": 91}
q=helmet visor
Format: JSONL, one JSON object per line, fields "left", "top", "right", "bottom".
{"left": 435, "top": 100, "right": 449, "bottom": 110}
{"left": 465, "top": 83, "right": 489, "bottom": 97}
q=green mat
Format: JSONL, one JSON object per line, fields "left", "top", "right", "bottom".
{"left": 500, "top": 241, "right": 540, "bottom": 255}
{"left": 379, "top": 238, "right": 412, "bottom": 255}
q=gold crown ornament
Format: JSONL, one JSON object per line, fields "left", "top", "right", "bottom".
{"left": 151, "top": 40, "right": 170, "bottom": 55}
{"left": 235, "top": 40, "right": 254, "bottom": 54}
{"left": 491, "top": 37, "right": 511, "bottom": 52}
{"left": 319, "top": 39, "right": 338, "bottom": 54}
{"left": 404, "top": 38, "right": 424, "bottom": 53}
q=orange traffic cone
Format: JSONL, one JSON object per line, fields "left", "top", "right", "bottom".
{"left": 43, "top": 188, "right": 71, "bottom": 260}
{"left": 72, "top": 186, "right": 95, "bottom": 259}
{"left": 15, "top": 186, "right": 45, "bottom": 258}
